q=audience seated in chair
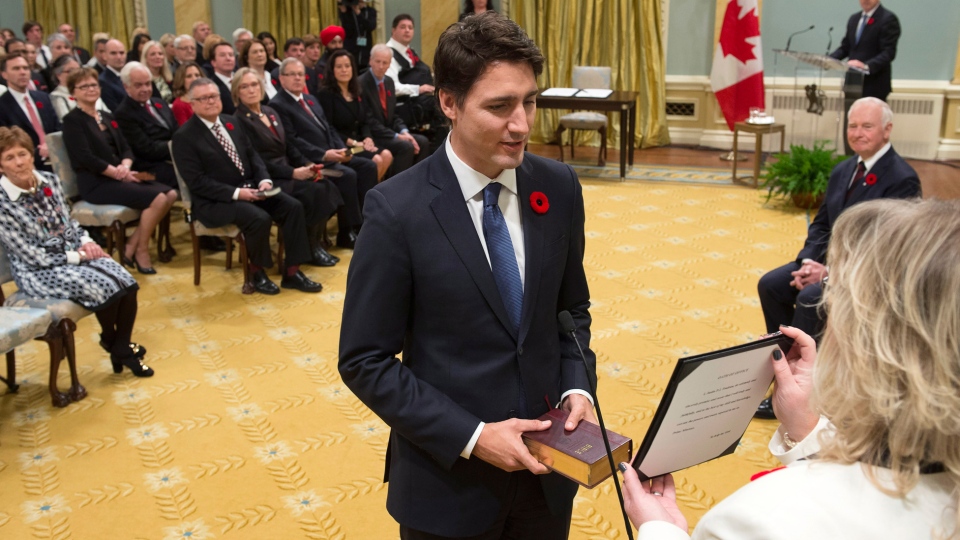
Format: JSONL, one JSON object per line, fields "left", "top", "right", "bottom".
{"left": 0, "top": 52, "right": 62, "bottom": 172}
{"left": 98, "top": 39, "right": 128, "bottom": 111}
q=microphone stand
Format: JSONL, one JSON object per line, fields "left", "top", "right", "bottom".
{"left": 558, "top": 311, "right": 634, "bottom": 540}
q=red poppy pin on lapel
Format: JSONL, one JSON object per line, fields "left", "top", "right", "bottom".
{"left": 387, "top": 90, "right": 392, "bottom": 96}
{"left": 867, "top": 17, "right": 875, "bottom": 25}
{"left": 865, "top": 173, "right": 877, "bottom": 186}
{"left": 42, "top": 186, "right": 53, "bottom": 197}
{"left": 110, "top": 120, "right": 118, "bottom": 128}
{"left": 154, "top": 102, "right": 162, "bottom": 109}
{"left": 225, "top": 122, "right": 234, "bottom": 131}
{"left": 307, "top": 100, "right": 314, "bottom": 106}
{"left": 35, "top": 101, "right": 43, "bottom": 109}
{"left": 530, "top": 192, "right": 549, "bottom": 214}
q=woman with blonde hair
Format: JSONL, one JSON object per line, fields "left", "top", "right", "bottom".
{"left": 622, "top": 197, "right": 958, "bottom": 539}
{"left": 140, "top": 40, "right": 173, "bottom": 103}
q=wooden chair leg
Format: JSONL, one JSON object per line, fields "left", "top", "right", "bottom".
{"left": 570, "top": 129, "right": 576, "bottom": 159}
{"left": 2, "top": 350, "right": 19, "bottom": 393}
{"left": 319, "top": 221, "right": 332, "bottom": 250}
{"left": 556, "top": 125, "right": 566, "bottom": 163}
{"left": 113, "top": 220, "right": 126, "bottom": 257}
{"left": 58, "top": 319, "right": 86, "bottom": 403}
{"left": 192, "top": 227, "right": 202, "bottom": 286}
{"left": 225, "top": 237, "right": 234, "bottom": 270}
{"left": 157, "top": 213, "right": 173, "bottom": 263}
{"left": 598, "top": 126, "right": 607, "bottom": 167}
{"left": 39, "top": 324, "right": 70, "bottom": 408}
{"left": 104, "top": 224, "right": 115, "bottom": 257}
{"left": 239, "top": 235, "right": 254, "bottom": 294}
{"left": 277, "top": 229, "right": 285, "bottom": 276}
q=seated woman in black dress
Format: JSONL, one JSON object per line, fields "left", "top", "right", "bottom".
{"left": 317, "top": 49, "right": 393, "bottom": 181}
{"left": 62, "top": 68, "right": 178, "bottom": 275}
{"left": 0, "top": 126, "right": 152, "bottom": 377}
{"left": 232, "top": 68, "right": 342, "bottom": 267}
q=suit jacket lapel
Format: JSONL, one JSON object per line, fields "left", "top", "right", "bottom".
{"left": 2, "top": 93, "right": 32, "bottom": 131}
{"left": 848, "top": 148, "right": 894, "bottom": 205}
{"left": 516, "top": 160, "right": 543, "bottom": 346}
{"left": 829, "top": 158, "right": 855, "bottom": 216}
{"left": 428, "top": 153, "right": 518, "bottom": 340}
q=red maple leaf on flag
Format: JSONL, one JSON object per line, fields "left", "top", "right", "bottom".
{"left": 719, "top": 2, "right": 760, "bottom": 64}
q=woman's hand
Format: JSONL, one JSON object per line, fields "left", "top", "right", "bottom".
{"left": 79, "top": 243, "right": 108, "bottom": 260}
{"left": 771, "top": 325, "right": 819, "bottom": 441}
{"left": 620, "top": 467, "right": 688, "bottom": 532}
{"left": 362, "top": 137, "right": 377, "bottom": 153}
{"left": 292, "top": 166, "right": 314, "bottom": 180}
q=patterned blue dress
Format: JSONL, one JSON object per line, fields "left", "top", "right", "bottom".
{"left": 0, "top": 170, "right": 138, "bottom": 310}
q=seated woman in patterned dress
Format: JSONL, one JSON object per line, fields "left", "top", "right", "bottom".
{"left": 0, "top": 126, "right": 153, "bottom": 377}
{"left": 62, "top": 67, "right": 178, "bottom": 275}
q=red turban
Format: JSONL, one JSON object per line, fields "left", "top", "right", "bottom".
{"left": 320, "top": 26, "right": 346, "bottom": 46}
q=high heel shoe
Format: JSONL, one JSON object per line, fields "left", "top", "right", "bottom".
{"left": 122, "top": 253, "right": 157, "bottom": 275}
{"left": 99, "top": 335, "right": 147, "bottom": 358}
{"left": 110, "top": 353, "right": 154, "bottom": 377}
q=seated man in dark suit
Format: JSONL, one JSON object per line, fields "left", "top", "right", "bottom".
{"left": 0, "top": 52, "right": 61, "bottom": 172}
{"left": 269, "top": 38, "right": 320, "bottom": 97}
{"left": 98, "top": 39, "right": 128, "bottom": 110}
{"left": 755, "top": 96, "right": 920, "bottom": 418}
{"left": 208, "top": 42, "right": 237, "bottom": 115}
{"left": 57, "top": 23, "right": 90, "bottom": 65}
{"left": 359, "top": 44, "right": 429, "bottom": 173}
{"left": 829, "top": 0, "right": 900, "bottom": 102}
{"left": 270, "top": 58, "right": 377, "bottom": 249}
{"left": 113, "top": 62, "right": 179, "bottom": 190}
{"left": 171, "top": 78, "right": 322, "bottom": 295}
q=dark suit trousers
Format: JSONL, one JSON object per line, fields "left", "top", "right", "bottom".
{"left": 199, "top": 193, "right": 311, "bottom": 268}
{"left": 757, "top": 262, "right": 824, "bottom": 337}
{"left": 399, "top": 471, "right": 570, "bottom": 540}
{"left": 275, "top": 178, "right": 342, "bottom": 228}
{"left": 326, "top": 156, "right": 377, "bottom": 237}
{"left": 375, "top": 134, "right": 429, "bottom": 175}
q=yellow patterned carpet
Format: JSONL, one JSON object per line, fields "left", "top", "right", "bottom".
{"left": 0, "top": 175, "right": 810, "bottom": 539}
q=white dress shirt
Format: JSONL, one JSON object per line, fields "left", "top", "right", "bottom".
{"left": 7, "top": 87, "right": 39, "bottom": 125}
{"left": 849, "top": 142, "right": 891, "bottom": 189}
{"left": 444, "top": 136, "right": 593, "bottom": 459}
{"left": 197, "top": 116, "right": 271, "bottom": 200}
{"left": 1, "top": 173, "right": 92, "bottom": 264}
{"left": 262, "top": 70, "right": 277, "bottom": 100}
{"left": 214, "top": 71, "right": 233, "bottom": 88}
{"left": 385, "top": 38, "right": 423, "bottom": 97}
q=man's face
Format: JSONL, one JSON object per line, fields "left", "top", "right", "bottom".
{"left": 235, "top": 33, "right": 252, "bottom": 53}
{"left": 392, "top": 20, "right": 415, "bottom": 46}
{"left": 25, "top": 25, "right": 42, "bottom": 46}
{"left": 105, "top": 40, "right": 126, "bottom": 69}
{"left": 175, "top": 38, "right": 196, "bottom": 63}
{"left": 369, "top": 49, "right": 391, "bottom": 79}
{"left": 50, "top": 40, "right": 71, "bottom": 61}
{"left": 439, "top": 61, "right": 538, "bottom": 179}
{"left": 860, "top": 0, "right": 880, "bottom": 12}
{"left": 211, "top": 45, "right": 235, "bottom": 75}
{"left": 193, "top": 23, "right": 211, "bottom": 43}
{"left": 58, "top": 24, "right": 75, "bottom": 43}
{"left": 279, "top": 61, "right": 306, "bottom": 94}
{"left": 305, "top": 43, "right": 322, "bottom": 63}
{"left": 3, "top": 56, "right": 32, "bottom": 92}
{"left": 847, "top": 103, "right": 892, "bottom": 160}
{"left": 125, "top": 67, "right": 154, "bottom": 103}
{"left": 325, "top": 36, "right": 343, "bottom": 52}
{"left": 284, "top": 44, "right": 304, "bottom": 60}
{"left": 94, "top": 42, "right": 107, "bottom": 63}
{"left": 189, "top": 83, "right": 223, "bottom": 120}
{"left": 7, "top": 41, "right": 25, "bottom": 56}
{"left": 23, "top": 44, "right": 37, "bottom": 67}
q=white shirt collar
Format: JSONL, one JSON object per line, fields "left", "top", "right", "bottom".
{"left": 1, "top": 171, "right": 47, "bottom": 202}
{"left": 859, "top": 142, "right": 891, "bottom": 172}
{"left": 214, "top": 71, "right": 233, "bottom": 86}
{"left": 862, "top": 5, "right": 879, "bottom": 18}
{"left": 386, "top": 38, "right": 409, "bottom": 56}
{"left": 444, "top": 135, "right": 517, "bottom": 202}
{"left": 285, "top": 88, "right": 303, "bottom": 101}
{"left": 8, "top": 86, "right": 28, "bottom": 103}
{"left": 198, "top": 115, "right": 224, "bottom": 132}
{"left": 107, "top": 65, "right": 122, "bottom": 77}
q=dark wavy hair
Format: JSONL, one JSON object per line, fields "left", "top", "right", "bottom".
{"left": 322, "top": 49, "right": 360, "bottom": 98}
{"left": 256, "top": 31, "right": 278, "bottom": 60}
{"left": 463, "top": 0, "right": 496, "bottom": 14}
{"left": 435, "top": 11, "right": 543, "bottom": 109}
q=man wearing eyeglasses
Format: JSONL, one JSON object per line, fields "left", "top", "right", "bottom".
{"left": 269, "top": 58, "right": 377, "bottom": 249}
{"left": 172, "top": 77, "right": 323, "bottom": 295}
{"left": 171, "top": 35, "right": 197, "bottom": 74}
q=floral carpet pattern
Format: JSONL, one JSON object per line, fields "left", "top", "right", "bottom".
{"left": 0, "top": 177, "right": 808, "bottom": 539}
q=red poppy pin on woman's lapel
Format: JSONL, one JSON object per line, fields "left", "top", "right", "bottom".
{"left": 42, "top": 186, "right": 53, "bottom": 197}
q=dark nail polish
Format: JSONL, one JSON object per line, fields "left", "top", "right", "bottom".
{"left": 773, "top": 350, "right": 783, "bottom": 360}
{"left": 618, "top": 462, "right": 628, "bottom": 473}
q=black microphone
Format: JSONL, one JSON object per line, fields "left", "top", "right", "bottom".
{"left": 558, "top": 311, "right": 634, "bottom": 540}
{"left": 785, "top": 24, "right": 815, "bottom": 52}
{"left": 826, "top": 26, "right": 834, "bottom": 55}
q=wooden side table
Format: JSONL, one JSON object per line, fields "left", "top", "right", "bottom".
{"left": 732, "top": 122, "right": 786, "bottom": 187}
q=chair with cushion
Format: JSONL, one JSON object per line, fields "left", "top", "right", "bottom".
{"left": 556, "top": 66, "right": 611, "bottom": 167}
{"left": 46, "top": 132, "right": 142, "bottom": 259}
{"left": 0, "top": 243, "right": 88, "bottom": 407}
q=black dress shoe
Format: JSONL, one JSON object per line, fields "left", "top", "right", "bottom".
{"left": 309, "top": 246, "right": 338, "bottom": 267}
{"left": 280, "top": 270, "right": 323, "bottom": 293}
{"left": 252, "top": 269, "right": 280, "bottom": 295}
{"left": 199, "top": 236, "right": 227, "bottom": 252}
{"left": 754, "top": 397, "right": 777, "bottom": 420}
{"left": 335, "top": 231, "right": 358, "bottom": 249}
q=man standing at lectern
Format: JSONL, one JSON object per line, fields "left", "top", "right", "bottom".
{"left": 339, "top": 12, "right": 597, "bottom": 539}
{"left": 829, "top": 0, "right": 901, "bottom": 101}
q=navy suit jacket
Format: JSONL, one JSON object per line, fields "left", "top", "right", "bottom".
{"left": 339, "top": 150, "right": 593, "bottom": 536}
{"left": 113, "top": 95, "right": 178, "bottom": 164}
{"left": 98, "top": 68, "right": 126, "bottom": 111}
{"left": 0, "top": 90, "right": 61, "bottom": 168}
{"left": 269, "top": 90, "right": 345, "bottom": 165}
{"left": 830, "top": 4, "right": 901, "bottom": 100}
{"left": 358, "top": 71, "right": 407, "bottom": 142}
{"left": 211, "top": 75, "right": 236, "bottom": 115}
{"left": 797, "top": 146, "right": 919, "bottom": 263}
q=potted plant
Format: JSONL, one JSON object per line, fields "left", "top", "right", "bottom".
{"left": 759, "top": 140, "right": 846, "bottom": 209}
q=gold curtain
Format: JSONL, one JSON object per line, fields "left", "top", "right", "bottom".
{"left": 243, "top": 0, "right": 341, "bottom": 41}
{"left": 511, "top": 0, "right": 669, "bottom": 148}
{"left": 23, "top": 0, "right": 135, "bottom": 51}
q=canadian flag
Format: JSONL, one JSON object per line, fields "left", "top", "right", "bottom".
{"left": 711, "top": 0, "right": 765, "bottom": 131}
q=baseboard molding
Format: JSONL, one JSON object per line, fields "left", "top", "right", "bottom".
{"left": 937, "top": 139, "right": 960, "bottom": 161}
{"left": 667, "top": 127, "right": 704, "bottom": 146}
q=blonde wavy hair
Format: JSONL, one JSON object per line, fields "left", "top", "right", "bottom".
{"left": 815, "top": 197, "right": 960, "bottom": 538}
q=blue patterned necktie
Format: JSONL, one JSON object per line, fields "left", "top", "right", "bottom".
{"left": 482, "top": 182, "right": 523, "bottom": 331}
{"left": 855, "top": 13, "right": 868, "bottom": 45}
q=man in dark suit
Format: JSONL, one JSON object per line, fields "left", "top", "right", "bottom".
{"left": 88, "top": 38, "right": 109, "bottom": 74}
{"left": 270, "top": 38, "right": 320, "bottom": 97}
{"left": 755, "top": 96, "right": 920, "bottom": 418}
{"left": 171, "top": 78, "right": 322, "bottom": 295}
{"left": 360, "top": 44, "right": 430, "bottom": 172}
{"left": 270, "top": 58, "right": 377, "bottom": 249}
{"left": 829, "top": 0, "right": 901, "bottom": 101}
{"left": 208, "top": 42, "right": 237, "bottom": 115}
{"left": 0, "top": 53, "right": 61, "bottom": 172}
{"left": 57, "top": 23, "right": 90, "bottom": 65}
{"left": 113, "top": 62, "right": 179, "bottom": 190}
{"left": 98, "top": 39, "right": 127, "bottom": 111}
{"left": 339, "top": 13, "right": 596, "bottom": 539}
